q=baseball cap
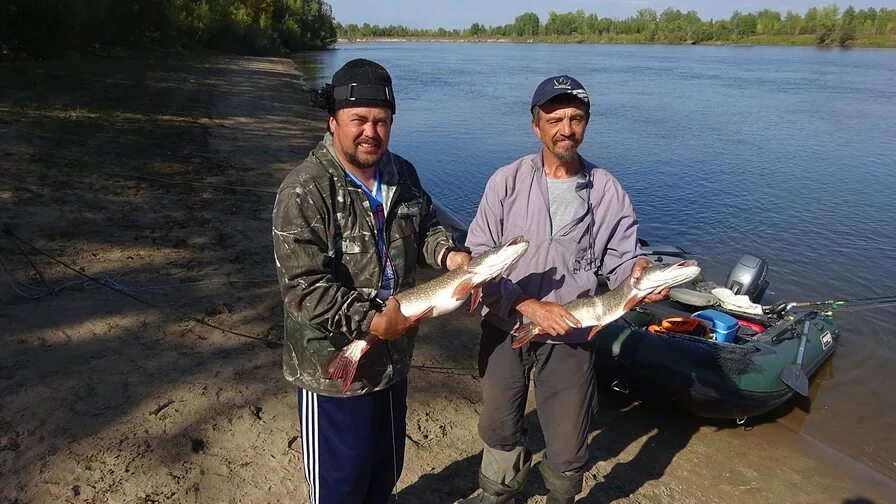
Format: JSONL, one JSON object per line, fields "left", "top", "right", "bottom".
{"left": 530, "top": 75, "right": 590, "bottom": 115}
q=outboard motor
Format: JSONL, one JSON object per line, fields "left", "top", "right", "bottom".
{"left": 726, "top": 254, "right": 769, "bottom": 303}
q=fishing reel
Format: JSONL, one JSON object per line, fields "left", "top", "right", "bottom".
{"left": 764, "top": 300, "right": 789, "bottom": 316}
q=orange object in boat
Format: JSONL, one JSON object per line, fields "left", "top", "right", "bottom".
{"left": 661, "top": 317, "right": 710, "bottom": 337}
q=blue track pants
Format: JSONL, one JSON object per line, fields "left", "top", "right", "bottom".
{"left": 298, "top": 379, "right": 407, "bottom": 504}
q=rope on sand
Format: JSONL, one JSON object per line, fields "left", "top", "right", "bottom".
{"left": 2, "top": 224, "right": 279, "bottom": 346}
{"left": 101, "top": 171, "right": 278, "bottom": 195}
{"left": 2, "top": 225, "right": 478, "bottom": 374}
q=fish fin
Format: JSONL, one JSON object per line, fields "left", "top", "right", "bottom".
{"left": 587, "top": 324, "right": 605, "bottom": 341}
{"left": 469, "top": 287, "right": 482, "bottom": 312}
{"left": 623, "top": 296, "right": 642, "bottom": 312}
{"left": 327, "top": 339, "right": 372, "bottom": 393}
{"left": 453, "top": 278, "right": 475, "bottom": 301}
{"left": 511, "top": 323, "right": 542, "bottom": 349}
{"left": 409, "top": 306, "right": 434, "bottom": 324}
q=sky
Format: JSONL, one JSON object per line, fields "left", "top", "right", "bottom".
{"left": 327, "top": 0, "right": 896, "bottom": 29}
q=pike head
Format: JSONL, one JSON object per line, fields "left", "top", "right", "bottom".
{"left": 632, "top": 259, "right": 701, "bottom": 294}
{"left": 467, "top": 236, "right": 529, "bottom": 284}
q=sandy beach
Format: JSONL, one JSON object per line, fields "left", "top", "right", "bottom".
{"left": 1, "top": 54, "right": 894, "bottom": 504}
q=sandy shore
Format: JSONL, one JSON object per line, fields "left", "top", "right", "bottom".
{"left": 1, "top": 54, "right": 894, "bottom": 504}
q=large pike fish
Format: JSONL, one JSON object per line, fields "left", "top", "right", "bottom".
{"left": 511, "top": 259, "right": 701, "bottom": 348}
{"left": 328, "top": 236, "right": 530, "bottom": 392}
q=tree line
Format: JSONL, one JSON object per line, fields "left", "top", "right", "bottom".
{"left": 337, "top": 5, "right": 896, "bottom": 46}
{"left": 1, "top": 0, "right": 338, "bottom": 57}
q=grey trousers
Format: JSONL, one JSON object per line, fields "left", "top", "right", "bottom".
{"left": 476, "top": 321, "right": 595, "bottom": 496}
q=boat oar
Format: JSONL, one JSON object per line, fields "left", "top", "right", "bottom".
{"left": 780, "top": 319, "right": 811, "bottom": 396}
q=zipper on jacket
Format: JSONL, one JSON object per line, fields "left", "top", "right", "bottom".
{"left": 314, "top": 150, "right": 384, "bottom": 289}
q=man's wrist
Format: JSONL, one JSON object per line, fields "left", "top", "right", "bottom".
{"left": 513, "top": 294, "right": 533, "bottom": 308}
{"left": 440, "top": 245, "right": 471, "bottom": 270}
{"left": 512, "top": 295, "right": 534, "bottom": 316}
{"left": 362, "top": 298, "right": 386, "bottom": 335}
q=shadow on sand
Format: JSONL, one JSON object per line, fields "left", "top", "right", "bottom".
{"left": 0, "top": 53, "right": 324, "bottom": 501}
{"left": 399, "top": 314, "right": 841, "bottom": 503}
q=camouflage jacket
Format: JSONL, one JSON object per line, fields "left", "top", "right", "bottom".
{"left": 272, "top": 134, "right": 456, "bottom": 396}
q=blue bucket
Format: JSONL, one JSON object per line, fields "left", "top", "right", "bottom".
{"left": 692, "top": 310, "right": 739, "bottom": 343}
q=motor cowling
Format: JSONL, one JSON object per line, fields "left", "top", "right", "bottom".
{"left": 726, "top": 254, "right": 769, "bottom": 303}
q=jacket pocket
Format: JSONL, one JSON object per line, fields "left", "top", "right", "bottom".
{"left": 335, "top": 232, "right": 379, "bottom": 294}
{"left": 389, "top": 206, "right": 419, "bottom": 287}
{"left": 305, "top": 336, "right": 340, "bottom": 374}
{"left": 395, "top": 201, "right": 422, "bottom": 224}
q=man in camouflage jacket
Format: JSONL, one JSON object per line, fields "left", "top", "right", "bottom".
{"left": 272, "top": 59, "right": 469, "bottom": 504}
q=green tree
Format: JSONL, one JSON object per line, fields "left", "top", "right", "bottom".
{"left": 513, "top": 12, "right": 540, "bottom": 36}
{"left": 804, "top": 7, "right": 821, "bottom": 32}
{"left": 468, "top": 22, "right": 483, "bottom": 36}
{"left": 682, "top": 10, "right": 704, "bottom": 41}
{"left": 755, "top": 9, "right": 782, "bottom": 35}
{"left": 781, "top": 10, "right": 803, "bottom": 35}
{"left": 657, "top": 8, "right": 685, "bottom": 42}
{"left": 811, "top": 4, "right": 840, "bottom": 43}
{"left": 882, "top": 8, "right": 896, "bottom": 35}
{"left": 544, "top": 10, "right": 585, "bottom": 36}
{"left": 855, "top": 8, "right": 877, "bottom": 36}
{"left": 819, "top": 4, "right": 841, "bottom": 32}
{"left": 729, "top": 10, "right": 758, "bottom": 38}
{"left": 581, "top": 13, "right": 600, "bottom": 35}
{"left": 711, "top": 19, "right": 733, "bottom": 39}
{"left": 838, "top": 5, "right": 858, "bottom": 44}
{"left": 637, "top": 8, "right": 658, "bottom": 40}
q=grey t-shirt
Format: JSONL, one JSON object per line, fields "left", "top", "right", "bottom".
{"left": 546, "top": 173, "right": 587, "bottom": 234}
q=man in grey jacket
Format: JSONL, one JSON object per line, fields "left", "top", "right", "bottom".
{"left": 458, "top": 76, "right": 666, "bottom": 504}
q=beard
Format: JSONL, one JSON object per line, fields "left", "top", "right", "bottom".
{"left": 342, "top": 137, "right": 385, "bottom": 168}
{"left": 344, "top": 149, "right": 380, "bottom": 169}
{"left": 552, "top": 146, "right": 578, "bottom": 162}
{"left": 550, "top": 137, "right": 581, "bottom": 162}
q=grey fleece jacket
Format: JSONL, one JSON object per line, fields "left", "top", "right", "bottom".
{"left": 465, "top": 152, "right": 643, "bottom": 344}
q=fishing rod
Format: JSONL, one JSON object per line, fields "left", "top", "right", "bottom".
{"left": 765, "top": 296, "right": 896, "bottom": 315}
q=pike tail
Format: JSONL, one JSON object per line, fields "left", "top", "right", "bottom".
{"left": 511, "top": 323, "right": 542, "bottom": 349}
{"left": 327, "top": 337, "right": 374, "bottom": 393}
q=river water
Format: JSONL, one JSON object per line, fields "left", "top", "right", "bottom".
{"left": 293, "top": 42, "right": 896, "bottom": 479}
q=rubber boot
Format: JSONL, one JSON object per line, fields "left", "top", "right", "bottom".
{"left": 539, "top": 461, "right": 584, "bottom": 504}
{"left": 453, "top": 491, "right": 515, "bottom": 504}
{"left": 455, "top": 446, "right": 532, "bottom": 504}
